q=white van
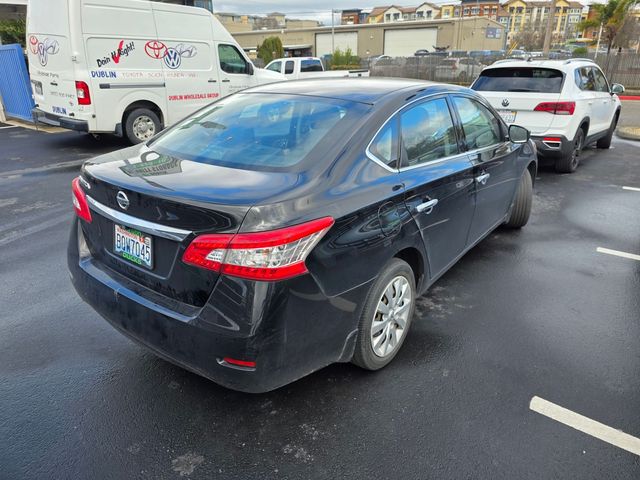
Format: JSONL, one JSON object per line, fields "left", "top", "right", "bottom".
{"left": 27, "top": 0, "right": 284, "bottom": 143}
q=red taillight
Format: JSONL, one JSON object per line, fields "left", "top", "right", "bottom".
{"left": 183, "top": 217, "right": 335, "bottom": 281}
{"left": 223, "top": 357, "right": 256, "bottom": 368}
{"left": 75, "top": 81, "right": 91, "bottom": 105}
{"left": 72, "top": 177, "right": 92, "bottom": 223}
{"left": 534, "top": 101, "right": 575, "bottom": 115}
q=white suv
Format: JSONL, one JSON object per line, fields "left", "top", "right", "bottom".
{"left": 471, "top": 59, "right": 624, "bottom": 173}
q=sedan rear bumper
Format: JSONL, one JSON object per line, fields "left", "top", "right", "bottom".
{"left": 68, "top": 219, "right": 369, "bottom": 393}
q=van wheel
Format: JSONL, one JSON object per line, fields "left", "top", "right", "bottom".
{"left": 555, "top": 128, "right": 584, "bottom": 174}
{"left": 125, "top": 108, "right": 161, "bottom": 144}
{"left": 352, "top": 258, "right": 416, "bottom": 371}
{"left": 504, "top": 169, "right": 532, "bottom": 228}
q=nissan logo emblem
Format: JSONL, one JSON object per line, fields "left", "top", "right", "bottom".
{"left": 501, "top": 99, "right": 510, "bottom": 107}
{"left": 116, "top": 191, "right": 130, "bottom": 210}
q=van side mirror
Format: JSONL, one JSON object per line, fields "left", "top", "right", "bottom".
{"left": 246, "top": 62, "right": 254, "bottom": 75}
{"left": 508, "top": 124, "right": 530, "bottom": 144}
{"left": 611, "top": 83, "right": 625, "bottom": 95}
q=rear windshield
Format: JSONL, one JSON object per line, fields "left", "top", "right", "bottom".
{"left": 472, "top": 67, "right": 564, "bottom": 93}
{"left": 149, "top": 93, "right": 363, "bottom": 171}
{"left": 300, "top": 59, "right": 323, "bottom": 72}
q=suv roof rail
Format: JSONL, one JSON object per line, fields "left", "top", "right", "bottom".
{"left": 492, "top": 59, "right": 517, "bottom": 65}
{"left": 564, "top": 58, "right": 595, "bottom": 64}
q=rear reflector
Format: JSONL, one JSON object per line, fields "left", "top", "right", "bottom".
{"left": 75, "top": 81, "right": 91, "bottom": 105}
{"left": 543, "top": 137, "right": 562, "bottom": 143}
{"left": 183, "top": 217, "right": 334, "bottom": 281}
{"left": 72, "top": 177, "right": 92, "bottom": 223}
{"left": 222, "top": 357, "right": 256, "bottom": 368}
{"left": 534, "top": 101, "right": 575, "bottom": 115}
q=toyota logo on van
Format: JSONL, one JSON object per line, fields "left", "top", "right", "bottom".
{"left": 116, "top": 191, "right": 130, "bottom": 210}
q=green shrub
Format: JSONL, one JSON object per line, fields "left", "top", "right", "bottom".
{"left": 330, "top": 47, "right": 360, "bottom": 70}
{"left": 572, "top": 46, "right": 589, "bottom": 56}
{"left": 0, "top": 19, "right": 26, "bottom": 47}
{"left": 257, "top": 36, "right": 284, "bottom": 64}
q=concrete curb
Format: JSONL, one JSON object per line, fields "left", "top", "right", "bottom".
{"left": 616, "top": 126, "right": 640, "bottom": 141}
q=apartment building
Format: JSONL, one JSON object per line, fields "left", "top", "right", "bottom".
{"left": 342, "top": 3, "right": 441, "bottom": 24}
{"left": 502, "top": 0, "right": 584, "bottom": 42}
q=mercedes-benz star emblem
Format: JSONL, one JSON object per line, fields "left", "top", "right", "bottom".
{"left": 116, "top": 191, "right": 130, "bottom": 210}
{"left": 501, "top": 99, "right": 510, "bottom": 107}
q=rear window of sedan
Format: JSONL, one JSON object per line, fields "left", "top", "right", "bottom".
{"left": 472, "top": 67, "right": 564, "bottom": 93}
{"left": 149, "top": 94, "right": 365, "bottom": 171}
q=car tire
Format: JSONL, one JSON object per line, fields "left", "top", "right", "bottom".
{"left": 125, "top": 108, "right": 161, "bottom": 145}
{"left": 504, "top": 169, "right": 533, "bottom": 229}
{"left": 555, "top": 127, "right": 584, "bottom": 174}
{"left": 596, "top": 112, "right": 618, "bottom": 149}
{"left": 352, "top": 258, "right": 416, "bottom": 371}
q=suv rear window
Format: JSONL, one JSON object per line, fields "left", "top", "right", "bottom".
{"left": 472, "top": 67, "right": 564, "bottom": 93}
{"left": 150, "top": 93, "right": 365, "bottom": 171}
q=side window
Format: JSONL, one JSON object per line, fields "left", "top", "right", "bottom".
{"left": 300, "top": 59, "right": 323, "bottom": 72}
{"left": 576, "top": 67, "right": 595, "bottom": 91}
{"left": 452, "top": 97, "right": 502, "bottom": 150}
{"left": 218, "top": 44, "right": 248, "bottom": 74}
{"left": 266, "top": 61, "right": 281, "bottom": 73}
{"left": 591, "top": 67, "right": 609, "bottom": 93}
{"left": 400, "top": 98, "right": 459, "bottom": 168}
{"left": 369, "top": 117, "right": 399, "bottom": 169}
{"left": 284, "top": 60, "right": 295, "bottom": 75}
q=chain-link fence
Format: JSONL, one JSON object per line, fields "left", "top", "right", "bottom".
{"left": 365, "top": 52, "right": 640, "bottom": 90}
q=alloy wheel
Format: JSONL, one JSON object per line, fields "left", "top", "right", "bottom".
{"left": 370, "top": 275, "right": 413, "bottom": 358}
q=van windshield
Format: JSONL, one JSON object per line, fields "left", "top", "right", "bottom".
{"left": 472, "top": 67, "right": 564, "bottom": 92}
{"left": 150, "top": 94, "right": 364, "bottom": 171}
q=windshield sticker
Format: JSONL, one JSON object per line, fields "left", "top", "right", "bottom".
{"left": 144, "top": 41, "right": 198, "bottom": 70}
{"left": 96, "top": 40, "right": 135, "bottom": 68}
{"left": 29, "top": 36, "right": 60, "bottom": 67}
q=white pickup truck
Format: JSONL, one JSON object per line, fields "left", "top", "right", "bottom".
{"left": 264, "top": 57, "right": 369, "bottom": 79}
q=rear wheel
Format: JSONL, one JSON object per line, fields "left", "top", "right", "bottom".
{"left": 125, "top": 108, "right": 161, "bottom": 144}
{"left": 504, "top": 169, "right": 533, "bottom": 228}
{"left": 352, "top": 258, "right": 416, "bottom": 371}
{"left": 596, "top": 112, "right": 618, "bottom": 149}
{"left": 555, "top": 128, "right": 584, "bottom": 174}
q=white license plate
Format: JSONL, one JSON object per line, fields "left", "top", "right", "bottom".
{"left": 114, "top": 224, "right": 153, "bottom": 269}
{"left": 498, "top": 110, "right": 517, "bottom": 123}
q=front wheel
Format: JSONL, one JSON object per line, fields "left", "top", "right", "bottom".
{"left": 352, "top": 258, "right": 416, "bottom": 371}
{"left": 596, "top": 113, "right": 618, "bottom": 149}
{"left": 555, "top": 128, "right": 584, "bottom": 174}
{"left": 125, "top": 108, "right": 161, "bottom": 145}
{"left": 504, "top": 169, "right": 533, "bottom": 228}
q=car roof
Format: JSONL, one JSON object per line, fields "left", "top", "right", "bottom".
{"left": 244, "top": 78, "right": 471, "bottom": 105}
{"left": 484, "top": 58, "right": 595, "bottom": 70}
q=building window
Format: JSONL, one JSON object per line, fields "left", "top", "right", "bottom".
{"left": 385, "top": 13, "right": 391, "bottom": 21}
{"left": 393, "top": 13, "right": 400, "bottom": 20}
{"left": 426, "top": 10, "right": 432, "bottom": 18}
{"left": 471, "top": 7, "right": 479, "bottom": 15}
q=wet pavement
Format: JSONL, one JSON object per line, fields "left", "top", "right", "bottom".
{"left": 1, "top": 123, "right": 639, "bottom": 479}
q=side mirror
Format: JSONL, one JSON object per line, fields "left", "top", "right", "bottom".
{"left": 611, "top": 83, "right": 625, "bottom": 95}
{"left": 246, "top": 62, "right": 254, "bottom": 75}
{"left": 509, "top": 124, "right": 530, "bottom": 144}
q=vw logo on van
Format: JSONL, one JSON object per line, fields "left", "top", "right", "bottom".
{"left": 164, "top": 48, "right": 182, "bottom": 69}
{"left": 501, "top": 99, "right": 510, "bottom": 107}
{"left": 116, "top": 191, "right": 130, "bottom": 210}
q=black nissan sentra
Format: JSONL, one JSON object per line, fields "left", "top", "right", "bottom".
{"left": 69, "top": 78, "right": 537, "bottom": 393}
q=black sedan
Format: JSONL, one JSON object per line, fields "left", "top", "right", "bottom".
{"left": 68, "top": 78, "right": 537, "bottom": 393}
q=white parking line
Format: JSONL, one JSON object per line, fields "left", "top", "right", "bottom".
{"left": 0, "top": 125, "right": 19, "bottom": 130}
{"left": 596, "top": 247, "right": 640, "bottom": 262}
{"left": 622, "top": 186, "right": 640, "bottom": 192}
{"left": 530, "top": 396, "right": 640, "bottom": 456}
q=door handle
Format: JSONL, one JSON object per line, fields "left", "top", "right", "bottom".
{"left": 50, "top": 81, "right": 58, "bottom": 87}
{"left": 475, "top": 173, "right": 490, "bottom": 185}
{"left": 208, "top": 79, "right": 217, "bottom": 83}
{"left": 416, "top": 198, "right": 438, "bottom": 214}
{"left": 221, "top": 79, "right": 230, "bottom": 83}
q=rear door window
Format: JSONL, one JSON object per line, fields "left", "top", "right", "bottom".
{"left": 284, "top": 60, "right": 295, "bottom": 75}
{"left": 300, "top": 59, "right": 323, "bottom": 72}
{"left": 369, "top": 117, "right": 399, "bottom": 169}
{"left": 473, "top": 67, "right": 564, "bottom": 93}
{"left": 452, "top": 97, "right": 502, "bottom": 150}
{"left": 591, "top": 67, "right": 609, "bottom": 93}
{"left": 399, "top": 98, "right": 459, "bottom": 168}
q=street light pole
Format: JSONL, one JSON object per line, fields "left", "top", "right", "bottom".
{"left": 594, "top": 21, "right": 603, "bottom": 60}
{"left": 331, "top": 9, "right": 335, "bottom": 55}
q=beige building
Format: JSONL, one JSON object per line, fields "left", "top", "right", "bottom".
{"left": 231, "top": 18, "right": 505, "bottom": 58}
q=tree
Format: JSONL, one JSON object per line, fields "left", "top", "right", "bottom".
{"left": 577, "top": 0, "right": 639, "bottom": 53}
{"left": 514, "top": 26, "right": 545, "bottom": 51}
{"left": 257, "top": 36, "right": 284, "bottom": 64}
{"left": 329, "top": 47, "right": 360, "bottom": 69}
{"left": 0, "top": 19, "right": 26, "bottom": 47}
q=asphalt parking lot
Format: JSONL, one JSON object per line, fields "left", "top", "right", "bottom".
{"left": 1, "top": 108, "right": 639, "bottom": 479}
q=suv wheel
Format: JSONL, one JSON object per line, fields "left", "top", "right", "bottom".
{"left": 596, "top": 112, "right": 618, "bottom": 149}
{"left": 555, "top": 128, "right": 584, "bottom": 174}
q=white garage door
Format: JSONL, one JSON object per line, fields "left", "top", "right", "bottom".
{"left": 384, "top": 28, "right": 438, "bottom": 56}
{"left": 315, "top": 32, "right": 358, "bottom": 56}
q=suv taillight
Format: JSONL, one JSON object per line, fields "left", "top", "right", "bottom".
{"left": 72, "top": 177, "right": 92, "bottom": 223}
{"left": 534, "top": 101, "right": 575, "bottom": 115}
{"left": 75, "top": 81, "right": 91, "bottom": 105}
{"left": 183, "top": 217, "right": 334, "bottom": 281}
